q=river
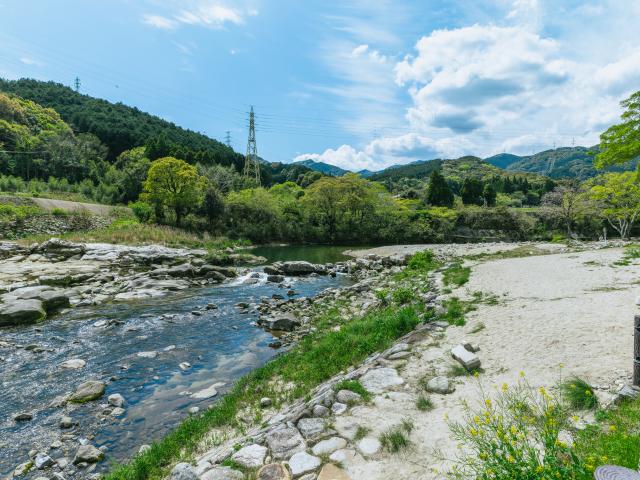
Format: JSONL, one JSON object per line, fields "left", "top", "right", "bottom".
{"left": 0, "top": 246, "right": 356, "bottom": 477}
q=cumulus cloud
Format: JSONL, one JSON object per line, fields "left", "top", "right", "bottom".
{"left": 294, "top": 145, "right": 376, "bottom": 172}
{"left": 142, "top": 1, "right": 254, "bottom": 30}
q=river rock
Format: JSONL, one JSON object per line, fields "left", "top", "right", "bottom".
{"left": 137, "top": 351, "right": 158, "bottom": 359}
{"left": 336, "top": 390, "right": 362, "bottom": 404}
{"left": 73, "top": 445, "right": 103, "bottom": 464}
{"left": 108, "top": 393, "right": 125, "bottom": 407}
{"left": 275, "top": 261, "right": 319, "bottom": 276}
{"left": 357, "top": 437, "right": 381, "bottom": 456}
{"left": 34, "top": 453, "right": 55, "bottom": 469}
{"left": 426, "top": 376, "right": 454, "bottom": 394}
{"left": 14, "top": 412, "right": 33, "bottom": 421}
{"left": 0, "top": 299, "right": 46, "bottom": 326}
{"left": 312, "top": 405, "right": 330, "bottom": 417}
{"left": 267, "top": 274, "right": 285, "bottom": 283}
{"left": 266, "top": 313, "right": 301, "bottom": 332}
{"left": 60, "top": 359, "right": 86, "bottom": 370}
{"left": 311, "top": 436, "right": 347, "bottom": 456}
{"left": 192, "top": 383, "right": 223, "bottom": 399}
{"left": 331, "top": 402, "right": 348, "bottom": 415}
{"left": 318, "top": 464, "right": 350, "bottom": 480}
{"left": 59, "top": 416, "right": 74, "bottom": 428}
{"left": 287, "top": 451, "right": 321, "bottom": 477}
{"left": 359, "top": 368, "right": 404, "bottom": 393}
{"left": 257, "top": 463, "right": 291, "bottom": 480}
{"left": 38, "top": 289, "right": 71, "bottom": 313}
{"left": 231, "top": 444, "right": 268, "bottom": 468}
{"left": 266, "top": 427, "right": 307, "bottom": 460}
{"left": 200, "top": 467, "right": 244, "bottom": 480}
{"left": 69, "top": 381, "right": 105, "bottom": 403}
{"left": 170, "top": 462, "right": 198, "bottom": 480}
{"left": 451, "top": 344, "right": 481, "bottom": 371}
{"left": 297, "top": 418, "right": 326, "bottom": 440}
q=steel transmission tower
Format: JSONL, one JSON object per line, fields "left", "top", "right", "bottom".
{"left": 74, "top": 77, "right": 81, "bottom": 93}
{"left": 243, "top": 106, "right": 261, "bottom": 185}
{"left": 225, "top": 130, "right": 232, "bottom": 148}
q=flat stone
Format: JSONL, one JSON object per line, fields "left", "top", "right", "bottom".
{"left": 318, "top": 464, "right": 351, "bottom": 480}
{"left": 451, "top": 344, "right": 481, "bottom": 371}
{"left": 257, "top": 463, "right": 291, "bottom": 480}
{"left": 169, "top": 463, "right": 198, "bottom": 480}
{"left": 108, "top": 393, "right": 125, "bottom": 408}
{"left": 200, "top": 467, "right": 244, "bottom": 480}
{"left": 426, "top": 376, "right": 454, "bottom": 394}
{"left": 359, "top": 368, "right": 404, "bottom": 393}
{"left": 331, "top": 402, "right": 348, "bottom": 415}
{"left": 192, "top": 383, "right": 223, "bottom": 399}
{"left": 336, "top": 390, "right": 362, "bottom": 404}
{"left": 111, "top": 407, "right": 126, "bottom": 417}
{"left": 60, "top": 359, "right": 86, "bottom": 370}
{"left": 69, "top": 381, "right": 105, "bottom": 403}
{"left": 136, "top": 351, "right": 158, "bottom": 359}
{"left": 357, "top": 437, "right": 381, "bottom": 456}
{"left": 0, "top": 299, "right": 46, "bottom": 326}
{"left": 312, "top": 405, "right": 330, "bottom": 417}
{"left": 288, "top": 451, "right": 321, "bottom": 478}
{"left": 387, "top": 343, "right": 410, "bottom": 355}
{"left": 73, "top": 444, "right": 104, "bottom": 464}
{"left": 266, "top": 427, "right": 307, "bottom": 460}
{"left": 297, "top": 417, "right": 327, "bottom": 440}
{"left": 231, "top": 444, "right": 268, "bottom": 468}
{"left": 311, "top": 436, "right": 347, "bottom": 456}
{"left": 329, "top": 448, "right": 360, "bottom": 465}
{"left": 387, "top": 351, "right": 411, "bottom": 360}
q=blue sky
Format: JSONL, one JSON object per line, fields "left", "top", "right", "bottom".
{"left": 1, "top": 0, "right": 639, "bottom": 171}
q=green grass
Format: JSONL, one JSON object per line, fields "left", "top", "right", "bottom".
{"left": 465, "top": 245, "right": 548, "bottom": 262}
{"left": 105, "top": 304, "right": 422, "bottom": 480}
{"left": 334, "top": 380, "right": 371, "bottom": 402}
{"left": 574, "top": 397, "right": 640, "bottom": 475}
{"left": 394, "top": 250, "right": 440, "bottom": 280}
{"left": 354, "top": 425, "right": 371, "bottom": 441}
{"left": 442, "top": 262, "right": 471, "bottom": 287}
{"left": 391, "top": 287, "right": 413, "bottom": 305}
{"left": 614, "top": 244, "right": 640, "bottom": 266}
{"left": 379, "top": 419, "right": 414, "bottom": 453}
{"left": 561, "top": 377, "right": 598, "bottom": 410}
{"left": 416, "top": 395, "right": 433, "bottom": 411}
{"left": 440, "top": 297, "right": 475, "bottom": 326}
{"left": 0, "top": 202, "right": 44, "bottom": 219}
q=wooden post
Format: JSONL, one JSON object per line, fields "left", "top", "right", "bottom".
{"left": 634, "top": 315, "right": 640, "bottom": 386}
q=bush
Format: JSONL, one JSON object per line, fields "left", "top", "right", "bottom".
{"left": 561, "top": 377, "right": 598, "bottom": 410}
{"left": 129, "top": 200, "right": 154, "bottom": 223}
{"left": 380, "top": 419, "right": 414, "bottom": 453}
{"left": 446, "top": 378, "right": 590, "bottom": 479}
{"left": 51, "top": 207, "right": 69, "bottom": 216}
{"left": 392, "top": 287, "right": 414, "bottom": 305}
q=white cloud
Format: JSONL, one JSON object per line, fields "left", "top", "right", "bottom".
{"left": 295, "top": 145, "right": 376, "bottom": 172}
{"left": 142, "top": 1, "right": 254, "bottom": 30}
{"left": 19, "top": 56, "right": 44, "bottom": 66}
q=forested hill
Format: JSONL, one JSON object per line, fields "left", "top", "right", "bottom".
{"left": 294, "top": 159, "right": 349, "bottom": 176}
{"left": 0, "top": 78, "right": 242, "bottom": 168}
{"left": 486, "top": 146, "right": 639, "bottom": 179}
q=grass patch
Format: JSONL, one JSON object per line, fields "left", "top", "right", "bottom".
{"left": 416, "top": 395, "right": 434, "bottom": 411}
{"left": 442, "top": 262, "right": 471, "bottom": 287}
{"left": 574, "top": 396, "right": 640, "bottom": 474}
{"left": 440, "top": 297, "right": 475, "bottom": 326}
{"left": 561, "top": 377, "right": 598, "bottom": 410}
{"left": 334, "top": 380, "right": 371, "bottom": 402}
{"left": 394, "top": 250, "right": 440, "bottom": 280}
{"left": 391, "top": 287, "right": 413, "bottom": 305}
{"left": 465, "top": 245, "right": 548, "bottom": 262}
{"left": 448, "top": 363, "right": 473, "bottom": 377}
{"left": 105, "top": 304, "right": 422, "bottom": 480}
{"left": 614, "top": 244, "right": 640, "bottom": 266}
{"left": 354, "top": 425, "right": 371, "bottom": 441}
{"left": 379, "top": 419, "right": 414, "bottom": 453}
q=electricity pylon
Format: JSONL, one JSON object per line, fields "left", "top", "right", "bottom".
{"left": 243, "top": 106, "right": 261, "bottom": 185}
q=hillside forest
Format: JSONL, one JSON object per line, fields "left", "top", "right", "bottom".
{"left": 1, "top": 78, "right": 640, "bottom": 245}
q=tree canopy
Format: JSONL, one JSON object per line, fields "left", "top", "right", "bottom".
{"left": 596, "top": 90, "right": 640, "bottom": 168}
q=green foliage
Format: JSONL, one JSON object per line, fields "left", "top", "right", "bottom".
{"left": 379, "top": 419, "right": 414, "bottom": 453}
{"left": 443, "top": 262, "right": 471, "bottom": 287}
{"left": 354, "top": 425, "right": 371, "bottom": 441}
{"left": 408, "top": 250, "right": 437, "bottom": 271}
{"left": 416, "top": 395, "right": 434, "bottom": 411}
{"left": 461, "top": 177, "right": 485, "bottom": 206}
{"left": 392, "top": 287, "right": 413, "bottom": 305}
{"left": 447, "top": 378, "right": 590, "bottom": 479}
{"left": 50, "top": 207, "right": 68, "bottom": 216}
{"left": 586, "top": 171, "right": 640, "bottom": 239}
{"left": 426, "top": 170, "right": 454, "bottom": 207}
{"left": 560, "top": 377, "right": 598, "bottom": 410}
{"left": 0, "top": 202, "right": 42, "bottom": 219}
{"left": 441, "top": 297, "right": 474, "bottom": 326}
{"left": 129, "top": 201, "right": 154, "bottom": 223}
{"left": 596, "top": 90, "right": 640, "bottom": 168}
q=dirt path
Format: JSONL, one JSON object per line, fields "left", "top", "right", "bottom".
{"left": 29, "top": 197, "right": 118, "bottom": 216}
{"left": 332, "top": 244, "right": 638, "bottom": 479}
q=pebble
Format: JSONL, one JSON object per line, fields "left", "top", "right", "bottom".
{"left": 14, "top": 412, "right": 33, "bottom": 422}
{"left": 108, "top": 393, "right": 125, "bottom": 408}
{"left": 260, "top": 397, "right": 273, "bottom": 408}
{"left": 426, "top": 376, "right": 454, "bottom": 394}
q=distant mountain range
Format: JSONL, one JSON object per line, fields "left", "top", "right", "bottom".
{"left": 297, "top": 146, "right": 638, "bottom": 181}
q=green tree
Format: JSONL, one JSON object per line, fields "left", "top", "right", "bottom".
{"left": 596, "top": 90, "right": 640, "bottom": 168}
{"left": 142, "top": 157, "right": 206, "bottom": 227}
{"left": 201, "top": 186, "right": 225, "bottom": 228}
{"left": 483, "top": 183, "right": 497, "bottom": 207}
{"left": 426, "top": 170, "right": 454, "bottom": 207}
{"left": 115, "top": 147, "right": 151, "bottom": 203}
{"left": 587, "top": 171, "right": 640, "bottom": 239}
{"left": 460, "top": 178, "right": 484, "bottom": 205}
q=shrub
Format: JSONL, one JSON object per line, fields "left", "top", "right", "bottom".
{"left": 380, "top": 419, "right": 414, "bottom": 453}
{"left": 560, "top": 377, "right": 598, "bottom": 410}
{"left": 416, "top": 395, "right": 433, "bottom": 411}
{"left": 446, "top": 378, "right": 590, "bottom": 479}
{"left": 129, "top": 200, "right": 154, "bottom": 223}
{"left": 392, "top": 287, "right": 414, "bottom": 305}
{"left": 51, "top": 207, "right": 69, "bottom": 216}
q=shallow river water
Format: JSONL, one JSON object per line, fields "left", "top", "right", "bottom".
{"left": 0, "top": 249, "right": 354, "bottom": 476}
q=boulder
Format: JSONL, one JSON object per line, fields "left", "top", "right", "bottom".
{"left": 231, "top": 444, "right": 268, "bottom": 468}
{"left": 166, "top": 264, "right": 194, "bottom": 278}
{"left": 34, "top": 453, "right": 54, "bottom": 469}
{"left": 69, "top": 381, "right": 105, "bottom": 403}
{"left": 267, "top": 274, "right": 285, "bottom": 283}
{"left": 60, "top": 358, "right": 86, "bottom": 370}
{"left": 266, "top": 313, "right": 301, "bottom": 332}
{"left": 37, "top": 289, "right": 70, "bottom": 314}
{"left": 336, "top": 390, "right": 362, "bottom": 404}
{"left": 169, "top": 463, "right": 198, "bottom": 480}
{"left": 257, "top": 463, "right": 291, "bottom": 480}
{"left": 0, "top": 299, "right": 46, "bottom": 326}
{"left": 200, "top": 467, "right": 244, "bottom": 480}
{"left": 73, "top": 444, "right": 104, "bottom": 464}
{"left": 357, "top": 437, "right": 381, "bottom": 456}
{"left": 296, "top": 417, "right": 327, "bottom": 440}
{"left": 14, "top": 412, "right": 33, "bottom": 421}
{"left": 451, "top": 344, "right": 481, "bottom": 371}
{"left": 287, "top": 452, "right": 321, "bottom": 478}
{"left": 426, "top": 376, "right": 454, "bottom": 394}
{"left": 331, "top": 402, "right": 348, "bottom": 415}
{"left": 359, "top": 368, "right": 404, "bottom": 393}
{"left": 266, "top": 427, "right": 307, "bottom": 460}
{"left": 264, "top": 265, "right": 284, "bottom": 275}
{"left": 108, "top": 393, "right": 125, "bottom": 408}
{"left": 277, "top": 261, "right": 320, "bottom": 276}
{"left": 312, "top": 405, "right": 330, "bottom": 417}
